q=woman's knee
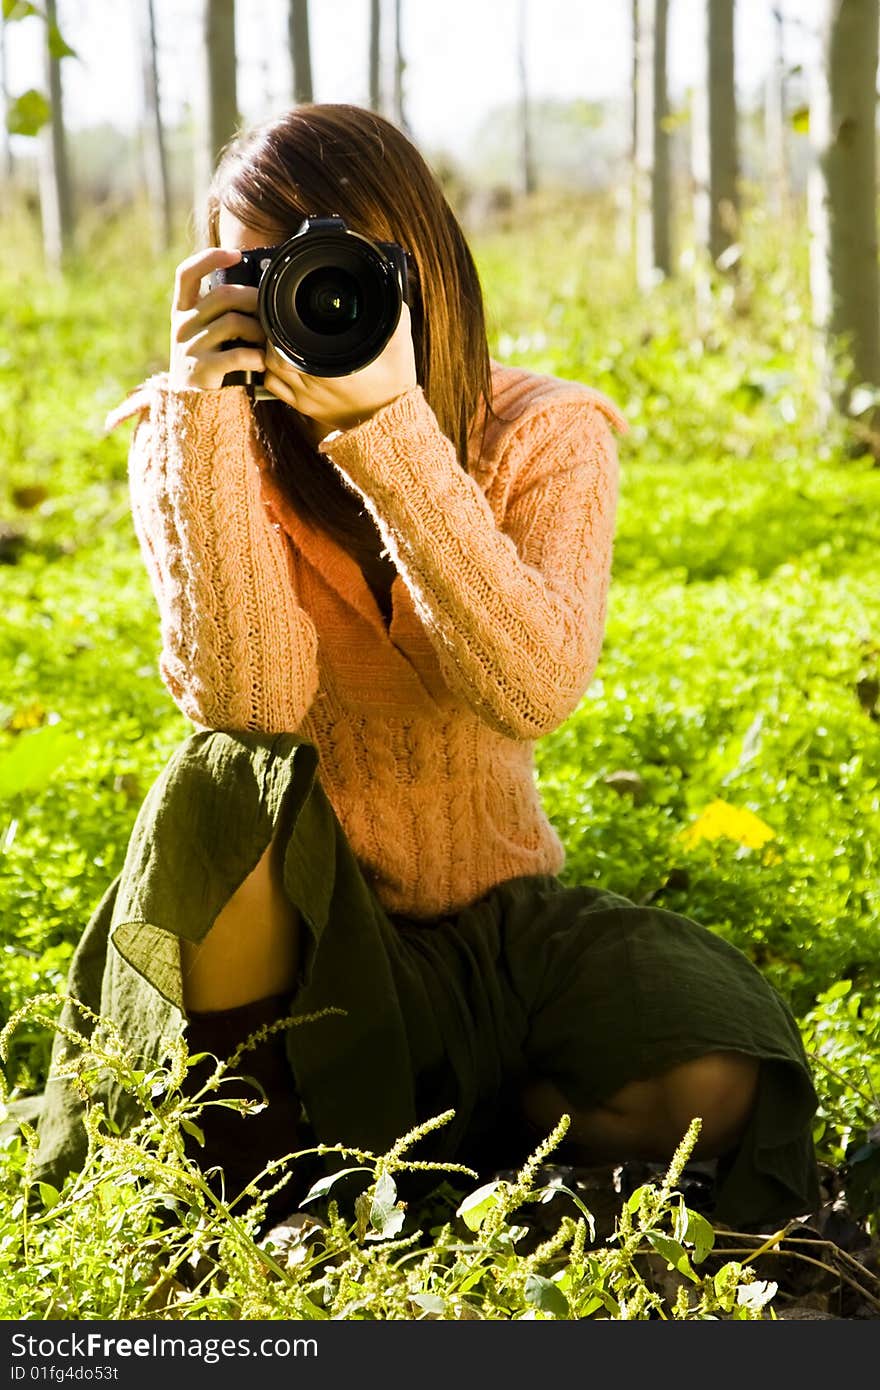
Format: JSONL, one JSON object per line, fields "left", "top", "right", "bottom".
{"left": 656, "top": 1050, "right": 760, "bottom": 1157}
{"left": 520, "top": 1049, "right": 761, "bottom": 1163}
{"left": 181, "top": 820, "right": 301, "bottom": 1012}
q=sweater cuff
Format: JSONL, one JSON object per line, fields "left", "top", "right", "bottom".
{"left": 317, "top": 385, "right": 451, "bottom": 488}
{"left": 105, "top": 376, "right": 252, "bottom": 434}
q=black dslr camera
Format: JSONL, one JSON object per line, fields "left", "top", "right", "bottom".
{"left": 210, "top": 215, "right": 414, "bottom": 391}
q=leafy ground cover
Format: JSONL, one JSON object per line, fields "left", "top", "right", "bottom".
{"left": 0, "top": 191, "right": 878, "bottom": 1318}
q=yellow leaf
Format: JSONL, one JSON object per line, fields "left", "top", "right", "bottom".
{"left": 679, "top": 799, "right": 777, "bottom": 851}
{"left": 4, "top": 701, "right": 47, "bottom": 732}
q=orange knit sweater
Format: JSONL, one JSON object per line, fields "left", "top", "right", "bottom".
{"left": 107, "top": 363, "right": 628, "bottom": 919}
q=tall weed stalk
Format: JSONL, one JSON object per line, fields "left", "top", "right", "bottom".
{"left": 0, "top": 995, "right": 775, "bottom": 1320}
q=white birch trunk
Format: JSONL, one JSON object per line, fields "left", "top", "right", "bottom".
{"left": 38, "top": 0, "right": 73, "bottom": 271}
{"left": 517, "top": 0, "right": 536, "bottom": 196}
{"left": 369, "top": 0, "right": 381, "bottom": 112}
{"left": 635, "top": 0, "right": 672, "bottom": 287}
{"left": 393, "top": 0, "right": 407, "bottom": 131}
{"left": 194, "top": 0, "right": 238, "bottom": 217}
{"left": 764, "top": 5, "right": 787, "bottom": 220}
{"left": 289, "top": 0, "right": 313, "bottom": 104}
{"left": 139, "top": 0, "right": 171, "bottom": 253}
{"left": 618, "top": 0, "right": 639, "bottom": 259}
{"left": 0, "top": 16, "right": 13, "bottom": 185}
{"left": 703, "top": 0, "right": 739, "bottom": 265}
{"left": 808, "top": 0, "right": 880, "bottom": 421}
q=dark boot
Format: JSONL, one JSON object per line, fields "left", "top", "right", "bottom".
{"left": 179, "top": 992, "right": 309, "bottom": 1231}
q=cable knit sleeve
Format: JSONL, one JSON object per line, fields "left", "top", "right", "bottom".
{"left": 106, "top": 376, "right": 320, "bottom": 734}
{"left": 319, "top": 384, "right": 625, "bottom": 740}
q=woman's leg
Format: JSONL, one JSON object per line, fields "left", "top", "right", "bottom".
{"left": 181, "top": 820, "right": 302, "bottom": 1013}
{"left": 176, "top": 821, "right": 306, "bottom": 1226}
{"left": 482, "top": 877, "right": 820, "bottom": 1223}
{"left": 520, "top": 1050, "right": 761, "bottom": 1162}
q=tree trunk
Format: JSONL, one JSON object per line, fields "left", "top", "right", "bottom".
{"left": 139, "top": 0, "right": 172, "bottom": 253}
{"left": 369, "top": 0, "right": 381, "bottom": 112}
{"left": 517, "top": 0, "right": 536, "bottom": 196}
{"left": 38, "top": 0, "right": 74, "bottom": 271}
{"left": 616, "top": 0, "right": 639, "bottom": 258}
{"left": 764, "top": 5, "right": 787, "bottom": 219}
{"left": 694, "top": 0, "right": 739, "bottom": 267}
{"left": 194, "top": 0, "right": 238, "bottom": 217}
{"left": 289, "top": 0, "right": 313, "bottom": 104}
{"left": 393, "top": 0, "right": 407, "bottom": 131}
{"left": 808, "top": 0, "right": 880, "bottom": 423}
{"left": 0, "top": 16, "right": 13, "bottom": 185}
{"left": 635, "top": 0, "right": 672, "bottom": 287}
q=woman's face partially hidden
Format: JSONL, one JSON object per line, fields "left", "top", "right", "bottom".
{"left": 217, "top": 205, "right": 282, "bottom": 254}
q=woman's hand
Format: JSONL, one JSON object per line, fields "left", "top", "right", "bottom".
{"left": 169, "top": 247, "right": 267, "bottom": 390}
{"left": 262, "top": 301, "right": 418, "bottom": 439}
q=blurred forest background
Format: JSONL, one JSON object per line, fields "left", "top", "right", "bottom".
{"left": 0, "top": 0, "right": 879, "bottom": 1320}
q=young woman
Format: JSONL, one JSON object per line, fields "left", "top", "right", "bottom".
{"left": 33, "top": 105, "right": 819, "bottom": 1232}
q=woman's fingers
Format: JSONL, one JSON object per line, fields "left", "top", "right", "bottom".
{"left": 264, "top": 343, "right": 305, "bottom": 383}
{"left": 174, "top": 346, "right": 266, "bottom": 389}
{"left": 170, "top": 251, "right": 265, "bottom": 386}
{"left": 173, "top": 246, "right": 242, "bottom": 312}
{"left": 176, "top": 310, "right": 265, "bottom": 351}
{"left": 203, "top": 347, "right": 266, "bottom": 379}
{"left": 174, "top": 284, "right": 259, "bottom": 337}
{"left": 262, "top": 369, "right": 300, "bottom": 408}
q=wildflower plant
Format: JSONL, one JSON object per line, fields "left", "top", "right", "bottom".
{"left": 800, "top": 980, "right": 880, "bottom": 1234}
{"left": 0, "top": 996, "right": 775, "bottom": 1319}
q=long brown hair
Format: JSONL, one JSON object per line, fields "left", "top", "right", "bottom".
{"left": 205, "top": 104, "right": 493, "bottom": 565}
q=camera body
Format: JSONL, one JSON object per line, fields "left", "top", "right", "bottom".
{"left": 210, "top": 215, "right": 413, "bottom": 390}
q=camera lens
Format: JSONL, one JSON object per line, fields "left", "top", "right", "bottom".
{"left": 295, "top": 269, "right": 362, "bottom": 335}
{"left": 257, "top": 219, "right": 406, "bottom": 377}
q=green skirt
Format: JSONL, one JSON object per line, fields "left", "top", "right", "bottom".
{"left": 25, "top": 729, "right": 819, "bottom": 1228}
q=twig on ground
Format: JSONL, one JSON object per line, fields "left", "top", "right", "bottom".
{"left": 712, "top": 1229, "right": 880, "bottom": 1314}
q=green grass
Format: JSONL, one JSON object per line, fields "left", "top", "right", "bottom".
{"left": 0, "top": 190, "right": 878, "bottom": 1317}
